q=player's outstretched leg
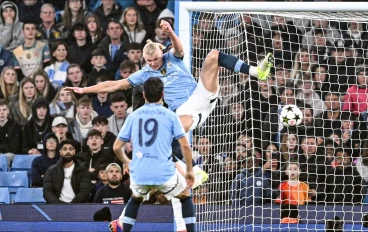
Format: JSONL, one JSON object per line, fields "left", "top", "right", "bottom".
{"left": 199, "top": 50, "right": 273, "bottom": 94}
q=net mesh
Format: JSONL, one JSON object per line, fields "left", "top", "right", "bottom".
{"left": 190, "top": 11, "right": 368, "bottom": 231}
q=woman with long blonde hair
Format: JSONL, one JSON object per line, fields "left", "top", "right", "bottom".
{"left": 0, "top": 67, "right": 18, "bottom": 102}
{"left": 120, "top": 7, "right": 146, "bottom": 45}
{"left": 32, "top": 70, "right": 57, "bottom": 102}
{"left": 61, "top": 0, "right": 87, "bottom": 34}
{"left": 9, "top": 77, "right": 38, "bottom": 125}
{"left": 290, "top": 48, "right": 315, "bottom": 81}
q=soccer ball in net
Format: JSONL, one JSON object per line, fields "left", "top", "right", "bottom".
{"left": 280, "top": 105, "right": 303, "bottom": 128}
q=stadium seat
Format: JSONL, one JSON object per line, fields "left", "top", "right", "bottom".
{"left": 0, "top": 155, "right": 7, "bottom": 172}
{"left": 0, "top": 171, "right": 29, "bottom": 202}
{"left": 0, "top": 187, "right": 10, "bottom": 204}
{"left": 10, "top": 155, "right": 40, "bottom": 172}
{"left": 14, "top": 188, "right": 46, "bottom": 204}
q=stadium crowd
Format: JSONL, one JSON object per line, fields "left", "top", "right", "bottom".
{"left": 0, "top": 0, "right": 367, "bottom": 208}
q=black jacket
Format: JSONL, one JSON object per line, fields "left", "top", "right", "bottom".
{"left": 94, "top": 3, "right": 122, "bottom": 32}
{"left": 22, "top": 98, "right": 53, "bottom": 154}
{"left": 43, "top": 159, "right": 91, "bottom": 203}
{"left": 77, "top": 148, "right": 113, "bottom": 182}
{"left": 68, "top": 41, "right": 96, "bottom": 74}
{"left": 30, "top": 133, "right": 60, "bottom": 187}
{"left": 18, "top": 0, "right": 43, "bottom": 25}
{"left": 0, "top": 118, "right": 22, "bottom": 154}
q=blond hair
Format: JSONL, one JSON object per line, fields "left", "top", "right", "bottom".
{"left": 0, "top": 67, "right": 18, "bottom": 101}
{"left": 143, "top": 39, "right": 165, "bottom": 55}
{"left": 19, "top": 77, "right": 37, "bottom": 119}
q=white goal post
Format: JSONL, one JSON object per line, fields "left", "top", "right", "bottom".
{"left": 176, "top": 1, "right": 368, "bottom": 232}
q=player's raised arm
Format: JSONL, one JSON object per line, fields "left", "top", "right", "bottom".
{"left": 160, "top": 20, "right": 184, "bottom": 58}
{"left": 64, "top": 79, "right": 132, "bottom": 95}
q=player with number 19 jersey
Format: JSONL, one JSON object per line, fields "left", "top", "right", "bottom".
{"left": 127, "top": 51, "right": 197, "bottom": 111}
{"left": 117, "top": 102, "right": 186, "bottom": 185}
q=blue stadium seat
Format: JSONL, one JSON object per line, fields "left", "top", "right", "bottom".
{"left": 0, "top": 187, "right": 10, "bottom": 204}
{"left": 0, "top": 155, "right": 8, "bottom": 172}
{"left": 14, "top": 188, "right": 46, "bottom": 204}
{"left": 0, "top": 171, "right": 29, "bottom": 202}
{"left": 10, "top": 155, "right": 40, "bottom": 172}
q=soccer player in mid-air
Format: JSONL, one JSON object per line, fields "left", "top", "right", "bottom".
{"left": 66, "top": 19, "right": 273, "bottom": 232}
{"left": 112, "top": 77, "right": 195, "bottom": 232}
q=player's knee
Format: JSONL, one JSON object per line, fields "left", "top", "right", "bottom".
{"left": 205, "top": 50, "right": 219, "bottom": 63}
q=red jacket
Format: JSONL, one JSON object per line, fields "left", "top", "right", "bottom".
{"left": 342, "top": 85, "right": 368, "bottom": 114}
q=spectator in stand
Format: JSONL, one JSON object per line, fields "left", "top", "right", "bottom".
{"left": 231, "top": 155, "right": 274, "bottom": 206}
{"left": 44, "top": 41, "right": 70, "bottom": 90}
{"left": 77, "top": 129, "right": 113, "bottom": 184}
{"left": 276, "top": 161, "right": 311, "bottom": 205}
{"left": 22, "top": 97, "right": 53, "bottom": 155}
{"left": 280, "top": 133, "right": 299, "bottom": 161}
{"left": 262, "top": 144, "right": 282, "bottom": 190}
{"left": 126, "top": 42, "right": 143, "bottom": 66}
{"left": 93, "top": 163, "right": 132, "bottom": 204}
{"left": 87, "top": 48, "right": 109, "bottom": 87}
{"left": 195, "top": 135, "right": 220, "bottom": 173}
{"left": 30, "top": 133, "right": 60, "bottom": 187}
{"left": 49, "top": 87, "right": 77, "bottom": 123}
{"left": 302, "top": 19, "right": 340, "bottom": 51}
{"left": 311, "top": 64, "right": 329, "bottom": 99}
{"left": 356, "top": 140, "right": 368, "bottom": 184}
{"left": 263, "top": 84, "right": 296, "bottom": 144}
{"left": 324, "top": 148, "right": 366, "bottom": 204}
{"left": 274, "top": 65, "right": 291, "bottom": 93}
{"left": 60, "top": 0, "right": 88, "bottom": 36}
{"left": 309, "top": 28, "right": 333, "bottom": 64}
{"left": 84, "top": 13, "right": 104, "bottom": 45}
{"left": 64, "top": 64, "right": 88, "bottom": 99}
{"left": 93, "top": 0, "right": 122, "bottom": 31}
{"left": 13, "top": 21, "right": 51, "bottom": 81}
{"left": 68, "top": 96, "right": 98, "bottom": 143}
{"left": 120, "top": 7, "right": 146, "bottom": 45}
{"left": 115, "top": 60, "right": 136, "bottom": 93}
{"left": 295, "top": 73, "right": 326, "bottom": 117}
{"left": 217, "top": 72, "right": 240, "bottom": 113}
{"left": 342, "top": 22, "right": 368, "bottom": 58}
{"left": 36, "top": 3, "right": 67, "bottom": 45}
{"left": 43, "top": 139, "right": 91, "bottom": 203}
{"left": 266, "top": 30, "right": 292, "bottom": 69}
{"left": 8, "top": 77, "right": 38, "bottom": 126}
{"left": 0, "top": 67, "right": 18, "bottom": 102}
{"left": 334, "top": 112, "right": 363, "bottom": 151}
{"left": 97, "top": 20, "right": 128, "bottom": 77}
{"left": 0, "top": 99, "right": 22, "bottom": 165}
{"left": 270, "top": 15, "right": 301, "bottom": 52}
{"left": 298, "top": 136, "right": 325, "bottom": 198}
{"left": 92, "top": 76, "right": 113, "bottom": 118}
{"left": 33, "top": 70, "right": 57, "bottom": 103}
{"left": 83, "top": 115, "right": 116, "bottom": 154}
{"left": 319, "top": 92, "right": 342, "bottom": 137}
{"left": 67, "top": 23, "right": 96, "bottom": 73}
{"left": 90, "top": 163, "right": 108, "bottom": 201}
{"left": 134, "top": 0, "right": 162, "bottom": 41}
{"left": 18, "top": 0, "right": 43, "bottom": 26}
{"left": 327, "top": 39, "right": 356, "bottom": 95}
{"left": 107, "top": 92, "right": 129, "bottom": 136}
{"left": 0, "top": 46, "right": 13, "bottom": 73}
{"left": 291, "top": 103, "right": 324, "bottom": 139}
{"left": 0, "top": 1, "right": 24, "bottom": 51}
{"left": 290, "top": 48, "right": 314, "bottom": 82}
{"left": 51, "top": 116, "right": 81, "bottom": 152}
{"left": 342, "top": 66, "right": 368, "bottom": 115}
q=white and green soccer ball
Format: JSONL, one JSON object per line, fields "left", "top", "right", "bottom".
{"left": 280, "top": 104, "right": 303, "bottom": 127}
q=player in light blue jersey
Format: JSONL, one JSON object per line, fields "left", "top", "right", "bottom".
{"left": 66, "top": 20, "right": 273, "bottom": 133}
{"left": 111, "top": 77, "right": 195, "bottom": 232}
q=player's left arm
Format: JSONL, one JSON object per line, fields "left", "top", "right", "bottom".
{"left": 160, "top": 20, "right": 184, "bottom": 58}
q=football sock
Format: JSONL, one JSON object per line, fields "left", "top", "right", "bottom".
{"left": 122, "top": 197, "right": 142, "bottom": 232}
{"left": 218, "top": 52, "right": 258, "bottom": 77}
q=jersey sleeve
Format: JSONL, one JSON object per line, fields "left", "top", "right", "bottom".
{"left": 42, "top": 43, "right": 51, "bottom": 62}
{"left": 172, "top": 113, "right": 185, "bottom": 140}
{"left": 167, "top": 50, "right": 184, "bottom": 62}
{"left": 117, "top": 114, "right": 133, "bottom": 142}
{"left": 127, "top": 70, "right": 144, "bottom": 87}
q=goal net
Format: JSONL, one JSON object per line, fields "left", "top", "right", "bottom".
{"left": 181, "top": 2, "right": 368, "bottom": 231}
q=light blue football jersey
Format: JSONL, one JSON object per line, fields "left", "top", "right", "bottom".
{"left": 117, "top": 103, "right": 186, "bottom": 185}
{"left": 127, "top": 51, "right": 197, "bottom": 111}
